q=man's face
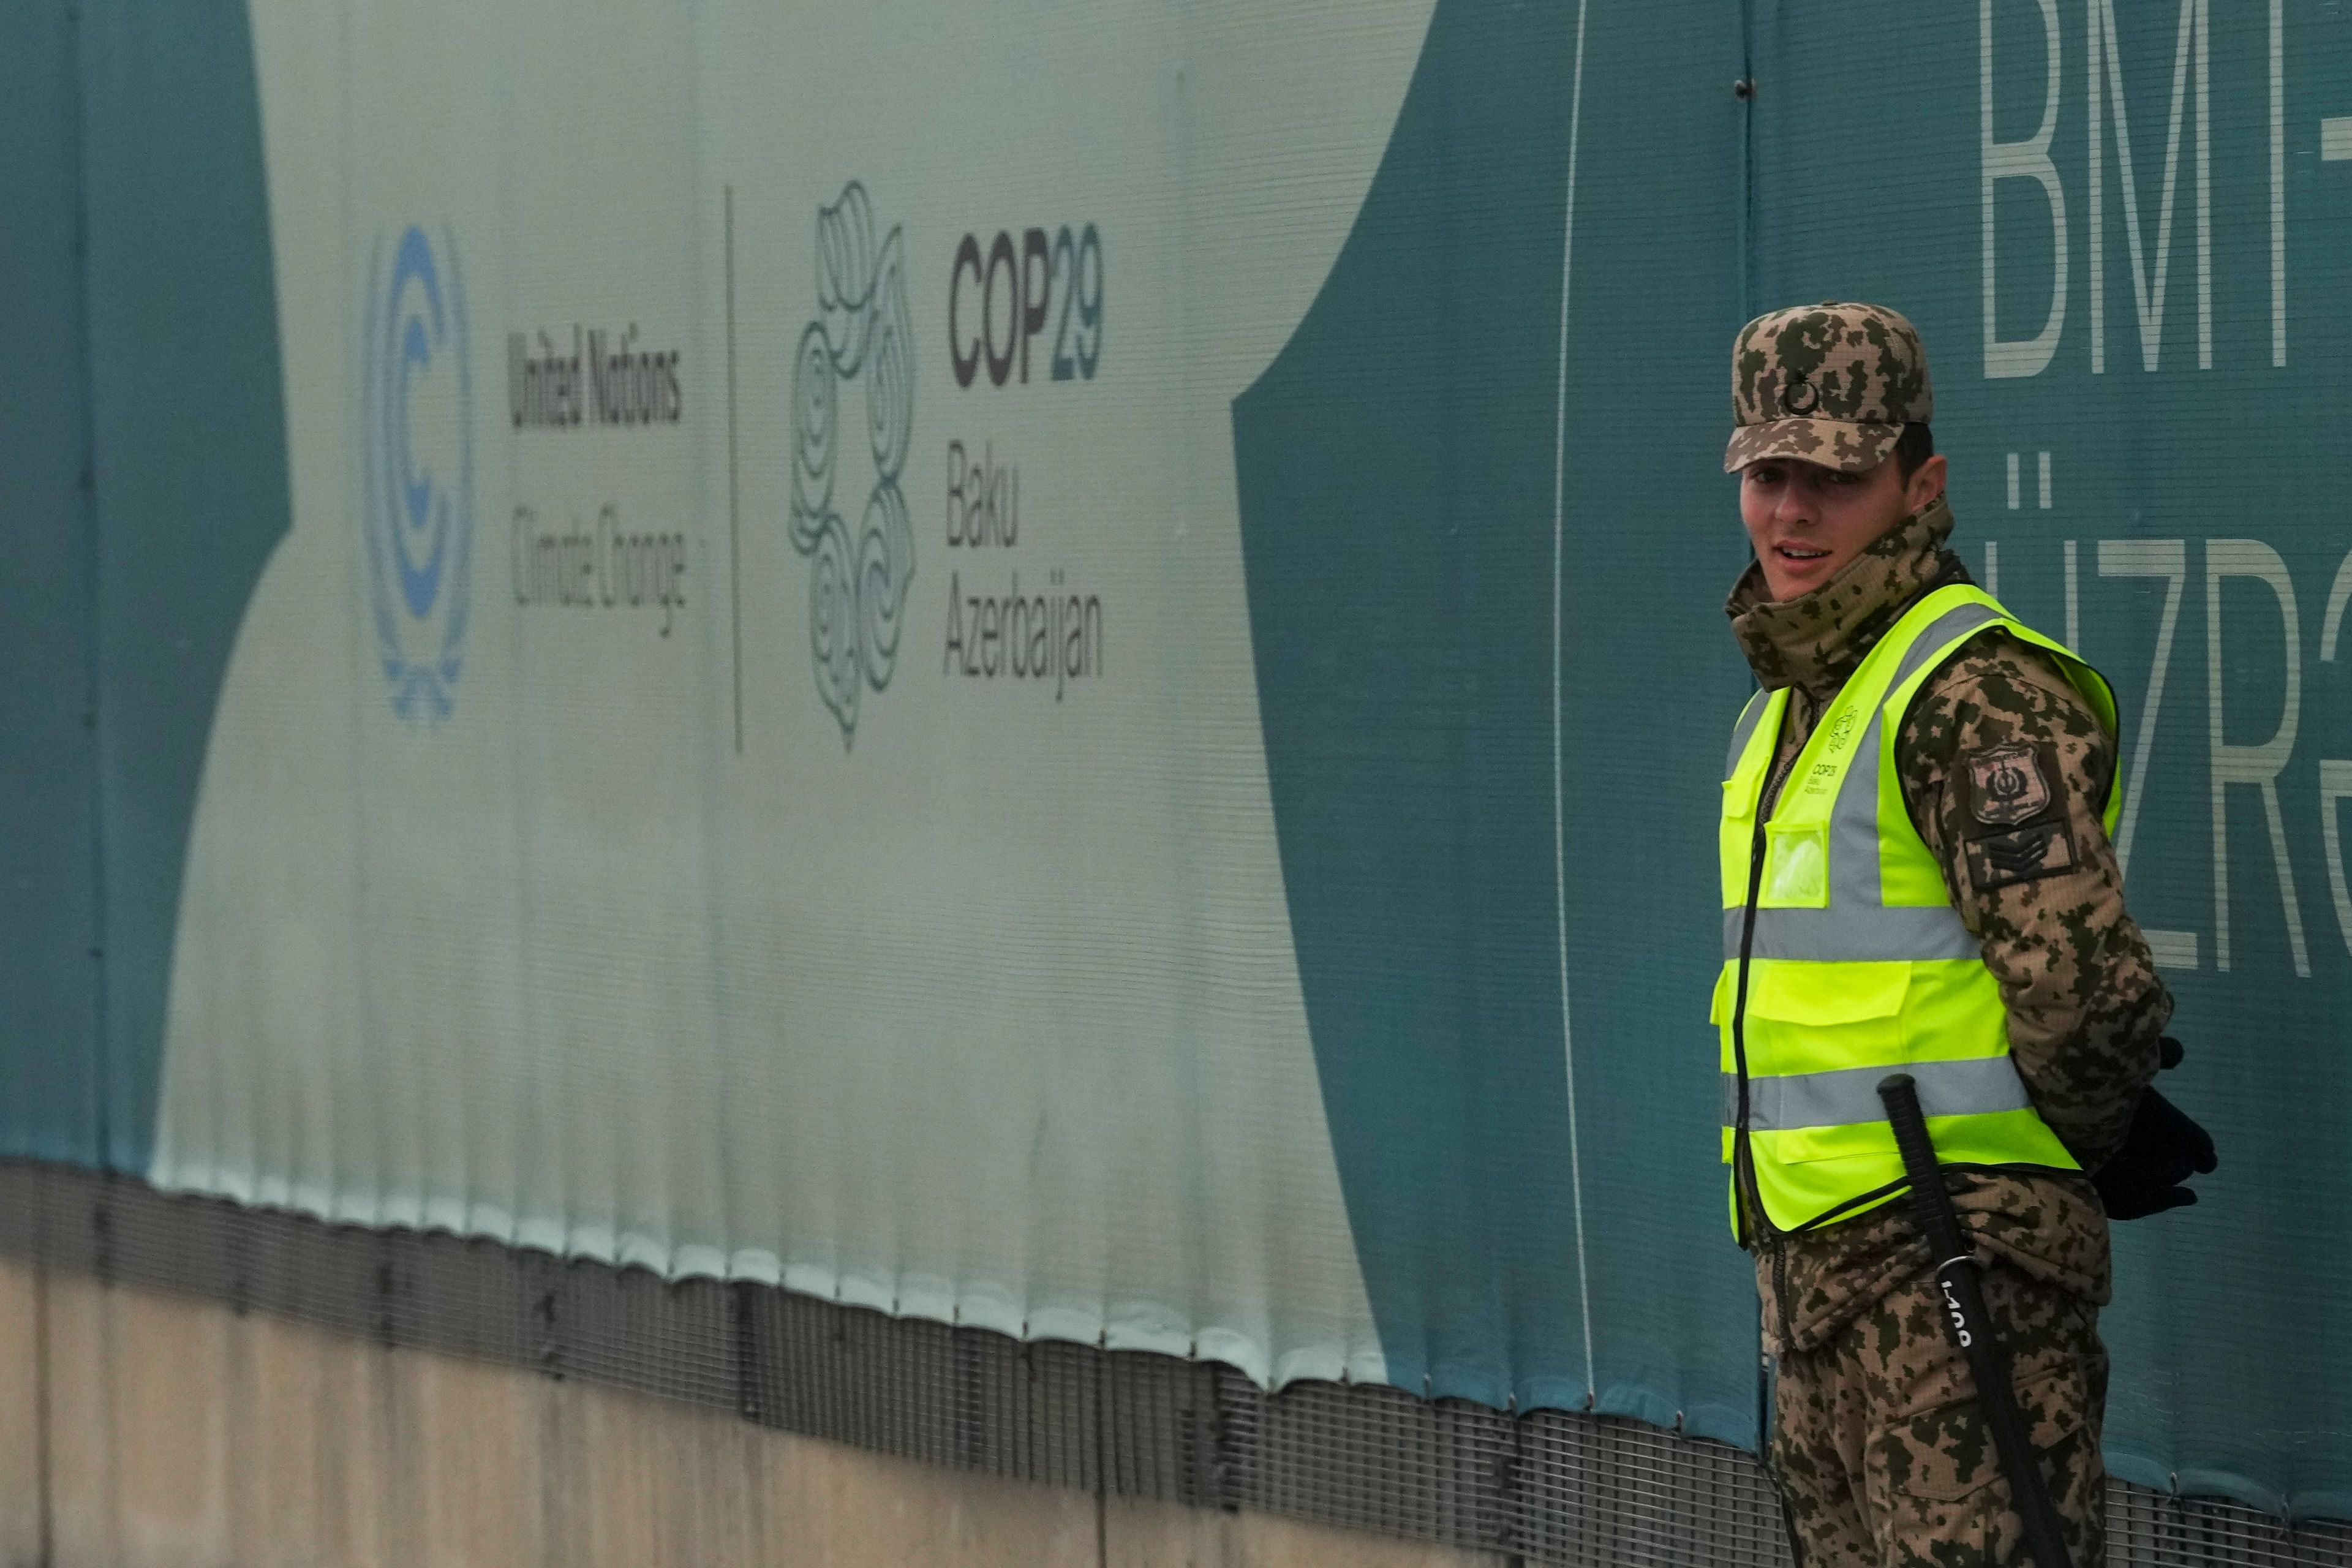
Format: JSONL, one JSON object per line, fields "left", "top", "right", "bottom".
{"left": 1736, "top": 450, "right": 1947, "bottom": 602}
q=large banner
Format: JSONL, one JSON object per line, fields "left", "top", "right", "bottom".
{"left": 2, "top": 0, "right": 2347, "bottom": 1519}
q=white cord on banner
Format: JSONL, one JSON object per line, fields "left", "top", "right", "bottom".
{"left": 1551, "top": 0, "right": 1597, "bottom": 1404}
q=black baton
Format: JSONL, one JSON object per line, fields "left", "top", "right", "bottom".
{"left": 1877, "top": 1073, "right": 2075, "bottom": 1568}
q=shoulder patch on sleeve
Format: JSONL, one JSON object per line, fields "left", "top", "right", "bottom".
{"left": 1964, "top": 819, "right": 2079, "bottom": 890}
{"left": 1959, "top": 742, "right": 2060, "bottom": 831}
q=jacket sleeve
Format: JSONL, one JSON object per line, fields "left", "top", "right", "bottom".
{"left": 1893, "top": 631, "right": 2171, "bottom": 1169}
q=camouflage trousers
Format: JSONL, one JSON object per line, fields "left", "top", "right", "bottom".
{"left": 1770, "top": 1257, "right": 2108, "bottom": 1567}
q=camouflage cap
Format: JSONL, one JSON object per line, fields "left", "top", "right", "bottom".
{"left": 1724, "top": 301, "right": 1932, "bottom": 474}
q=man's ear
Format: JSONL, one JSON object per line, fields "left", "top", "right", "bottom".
{"left": 1904, "top": 453, "right": 1948, "bottom": 511}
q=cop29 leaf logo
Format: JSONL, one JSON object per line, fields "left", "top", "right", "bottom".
{"left": 362, "top": 224, "right": 475, "bottom": 721}
{"left": 790, "top": 183, "right": 914, "bottom": 747}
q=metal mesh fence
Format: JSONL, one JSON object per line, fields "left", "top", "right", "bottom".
{"left": 0, "top": 1158, "right": 2342, "bottom": 1567}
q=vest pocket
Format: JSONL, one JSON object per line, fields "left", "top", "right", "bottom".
{"left": 1721, "top": 778, "right": 1758, "bottom": 900}
{"left": 1759, "top": 821, "right": 1829, "bottom": 907}
{"left": 1741, "top": 965, "right": 1910, "bottom": 1164}
{"left": 1744, "top": 961, "right": 1908, "bottom": 1031}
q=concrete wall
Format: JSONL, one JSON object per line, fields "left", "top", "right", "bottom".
{"left": 0, "top": 1258, "right": 1500, "bottom": 1568}
{"left": 0, "top": 1257, "right": 44, "bottom": 1567}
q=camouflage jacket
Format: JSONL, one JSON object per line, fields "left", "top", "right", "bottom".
{"left": 1724, "top": 496, "right": 2173, "bottom": 1354}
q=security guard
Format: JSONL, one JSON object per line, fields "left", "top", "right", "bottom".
{"left": 1716, "top": 303, "right": 2216, "bottom": 1566}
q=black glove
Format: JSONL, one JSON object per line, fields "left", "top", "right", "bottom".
{"left": 2092, "top": 1083, "right": 2217, "bottom": 1221}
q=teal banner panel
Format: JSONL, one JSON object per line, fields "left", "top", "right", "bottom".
{"left": 78, "top": 0, "right": 291, "bottom": 1174}
{"left": 0, "top": 0, "right": 100, "bottom": 1166}
{"left": 1748, "top": 0, "right": 2351, "bottom": 1513}
{"left": 1235, "top": 0, "right": 1757, "bottom": 1436}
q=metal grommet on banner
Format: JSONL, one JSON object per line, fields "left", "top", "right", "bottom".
{"left": 1733, "top": 77, "right": 1755, "bottom": 99}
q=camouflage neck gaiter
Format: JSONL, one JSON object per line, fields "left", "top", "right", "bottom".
{"left": 1725, "top": 494, "right": 1966, "bottom": 704}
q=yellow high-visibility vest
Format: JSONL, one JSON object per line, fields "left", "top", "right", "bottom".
{"left": 1714, "top": 583, "right": 2120, "bottom": 1239}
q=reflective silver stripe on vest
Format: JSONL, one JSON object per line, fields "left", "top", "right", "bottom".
{"left": 1720, "top": 1054, "right": 2034, "bottom": 1131}
{"left": 1728, "top": 903, "right": 1982, "bottom": 961}
{"left": 1725, "top": 601, "right": 2002, "bottom": 963}
{"left": 1725, "top": 687, "right": 1770, "bottom": 779}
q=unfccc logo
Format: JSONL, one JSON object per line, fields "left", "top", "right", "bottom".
{"left": 363, "top": 224, "right": 475, "bottom": 720}
{"left": 790, "top": 183, "right": 914, "bottom": 747}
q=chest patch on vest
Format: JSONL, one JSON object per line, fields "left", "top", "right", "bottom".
{"left": 1962, "top": 742, "right": 2055, "bottom": 826}
{"left": 1964, "top": 819, "right": 2078, "bottom": 890}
